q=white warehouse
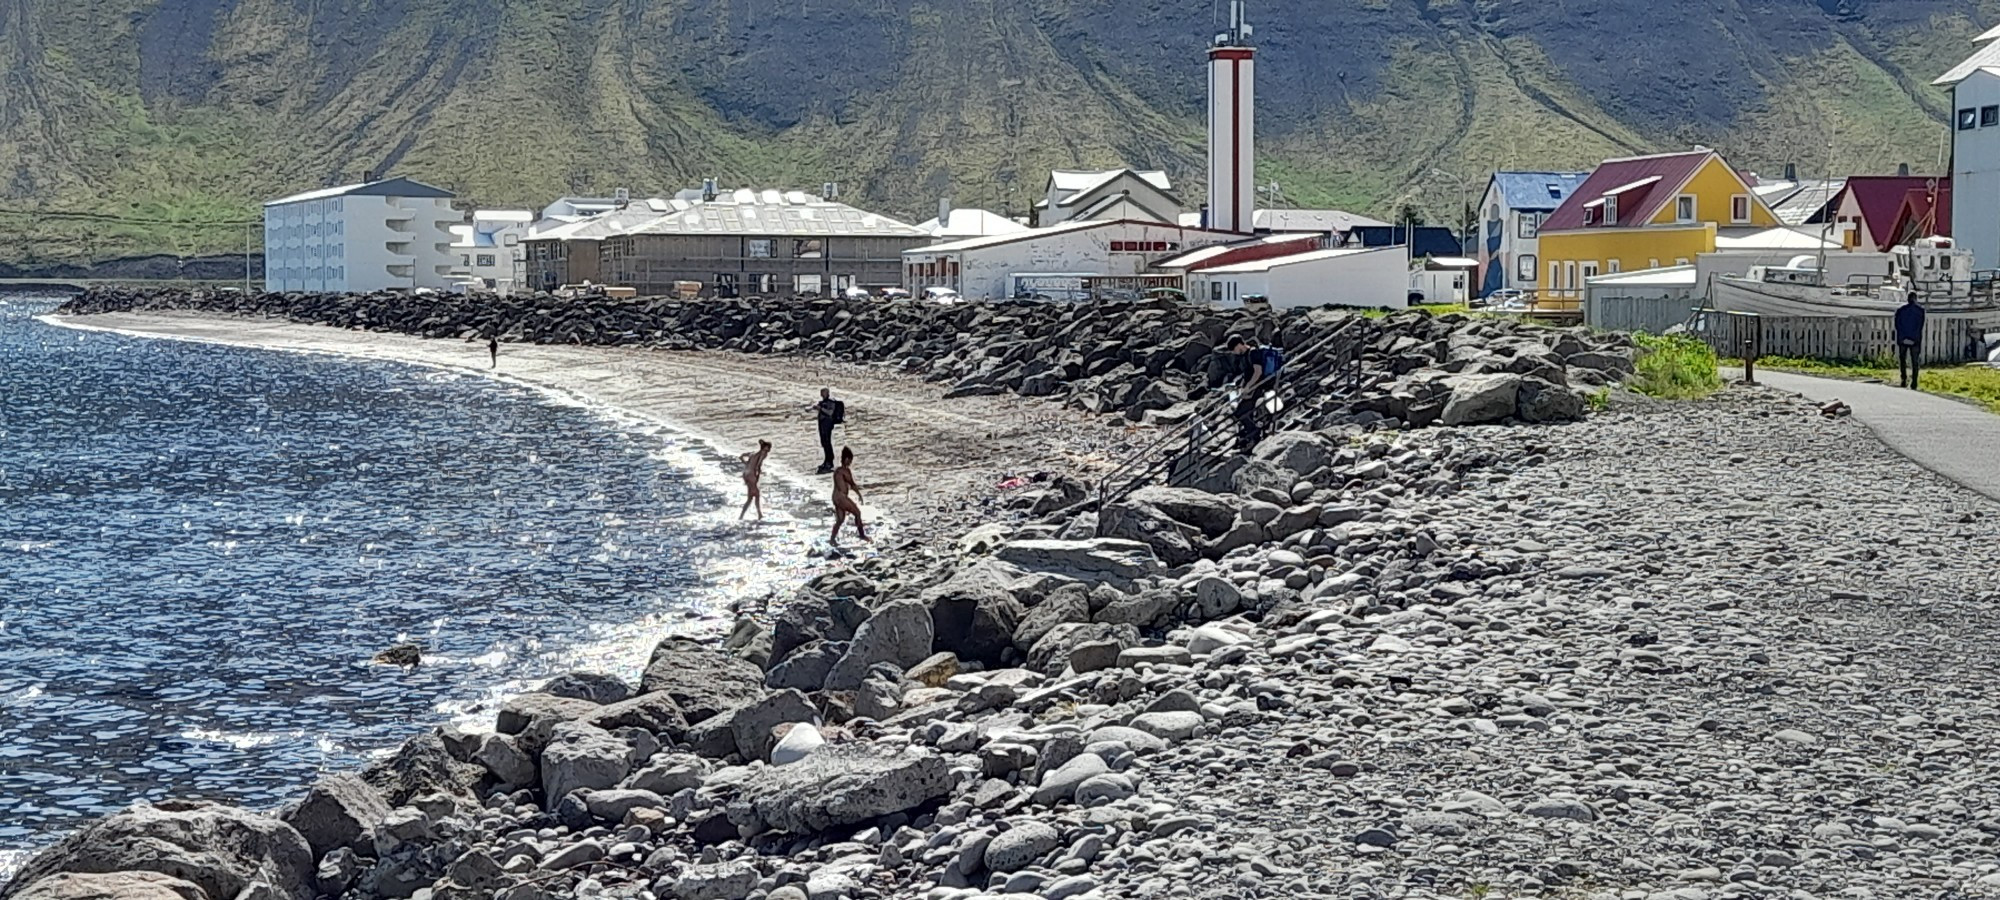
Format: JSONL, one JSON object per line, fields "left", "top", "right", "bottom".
{"left": 902, "top": 219, "right": 1242, "bottom": 301}
{"left": 264, "top": 177, "right": 462, "bottom": 293}
{"left": 1187, "top": 246, "right": 1408, "bottom": 310}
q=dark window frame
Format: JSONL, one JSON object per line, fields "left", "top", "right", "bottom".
{"left": 1982, "top": 105, "right": 1998, "bottom": 127}
{"left": 1960, "top": 108, "right": 1979, "bottom": 131}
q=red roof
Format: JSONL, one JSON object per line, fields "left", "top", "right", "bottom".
{"left": 1541, "top": 150, "right": 1715, "bottom": 232}
{"left": 1886, "top": 179, "right": 1953, "bottom": 250}
{"left": 1838, "top": 176, "right": 1949, "bottom": 251}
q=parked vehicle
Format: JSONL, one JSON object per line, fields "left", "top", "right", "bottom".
{"left": 923, "top": 286, "right": 965, "bottom": 305}
{"left": 880, "top": 288, "right": 913, "bottom": 300}
{"left": 1476, "top": 288, "right": 1526, "bottom": 309}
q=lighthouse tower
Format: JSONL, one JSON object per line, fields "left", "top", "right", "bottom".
{"left": 1207, "top": 1, "right": 1255, "bottom": 234}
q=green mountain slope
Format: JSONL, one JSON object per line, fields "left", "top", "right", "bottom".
{"left": 0, "top": 0, "right": 1991, "bottom": 264}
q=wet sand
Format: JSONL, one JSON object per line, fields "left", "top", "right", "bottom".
{"left": 50, "top": 311, "right": 1137, "bottom": 537}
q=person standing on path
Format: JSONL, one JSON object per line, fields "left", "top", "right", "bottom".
{"left": 814, "top": 388, "right": 846, "bottom": 474}
{"left": 1228, "top": 335, "right": 1283, "bottom": 451}
{"left": 1896, "top": 295, "right": 1927, "bottom": 390}
{"left": 830, "top": 446, "right": 869, "bottom": 546}
{"left": 488, "top": 335, "right": 500, "bottom": 370}
{"left": 738, "top": 439, "right": 772, "bottom": 521}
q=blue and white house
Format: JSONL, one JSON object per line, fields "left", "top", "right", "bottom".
{"left": 1477, "top": 171, "right": 1588, "bottom": 297}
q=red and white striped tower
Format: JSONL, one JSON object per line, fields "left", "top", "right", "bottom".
{"left": 1207, "top": 1, "right": 1255, "bottom": 234}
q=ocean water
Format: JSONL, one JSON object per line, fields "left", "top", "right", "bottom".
{"left": 0, "top": 296, "right": 814, "bottom": 879}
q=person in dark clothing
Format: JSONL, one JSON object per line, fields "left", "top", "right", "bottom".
{"left": 814, "top": 388, "right": 846, "bottom": 473}
{"left": 487, "top": 335, "right": 500, "bottom": 369}
{"left": 1895, "top": 296, "right": 1927, "bottom": 389}
{"left": 1228, "top": 336, "right": 1283, "bottom": 451}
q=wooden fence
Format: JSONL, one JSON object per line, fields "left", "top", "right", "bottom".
{"left": 1585, "top": 294, "right": 1700, "bottom": 334}
{"left": 1689, "top": 310, "right": 1985, "bottom": 364}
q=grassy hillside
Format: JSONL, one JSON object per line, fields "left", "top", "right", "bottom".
{"left": 0, "top": 0, "right": 1990, "bottom": 264}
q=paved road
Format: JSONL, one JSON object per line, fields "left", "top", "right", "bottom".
{"left": 1729, "top": 366, "right": 2000, "bottom": 502}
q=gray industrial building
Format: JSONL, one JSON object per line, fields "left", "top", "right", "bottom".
{"left": 524, "top": 186, "right": 927, "bottom": 297}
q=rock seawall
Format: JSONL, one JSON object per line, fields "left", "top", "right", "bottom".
{"left": 56, "top": 289, "right": 1638, "bottom": 430}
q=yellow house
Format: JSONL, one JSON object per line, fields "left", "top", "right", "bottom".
{"left": 1536, "top": 149, "right": 1780, "bottom": 307}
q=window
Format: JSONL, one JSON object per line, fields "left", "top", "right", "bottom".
{"left": 1960, "top": 108, "right": 1978, "bottom": 130}
{"left": 794, "top": 274, "right": 824, "bottom": 295}
{"left": 1518, "top": 213, "right": 1540, "bottom": 239}
{"left": 794, "top": 239, "right": 824, "bottom": 259}
{"left": 749, "top": 274, "right": 775, "bottom": 294}
{"left": 1550, "top": 261, "right": 1560, "bottom": 287}
{"left": 1649, "top": 259, "right": 1659, "bottom": 269}
{"left": 1674, "top": 257, "right": 1690, "bottom": 265}
{"left": 1730, "top": 195, "right": 1750, "bottom": 224}
{"left": 1581, "top": 261, "right": 1600, "bottom": 282}
{"left": 1565, "top": 261, "right": 1578, "bottom": 291}
{"left": 1986, "top": 106, "right": 2000, "bottom": 127}
{"left": 476, "top": 253, "right": 496, "bottom": 267}
{"left": 1517, "top": 254, "right": 1537, "bottom": 281}
{"left": 1212, "top": 282, "right": 1224, "bottom": 302}
{"left": 1608, "top": 260, "right": 1621, "bottom": 274}
{"left": 748, "top": 239, "right": 776, "bottom": 258}
{"left": 1676, "top": 196, "right": 1696, "bottom": 222}
{"left": 1602, "top": 196, "right": 1618, "bottom": 225}
{"left": 714, "top": 273, "right": 740, "bottom": 298}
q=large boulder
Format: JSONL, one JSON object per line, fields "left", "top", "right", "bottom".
{"left": 1026, "top": 623, "right": 1142, "bottom": 675}
{"left": 724, "top": 689, "right": 819, "bottom": 762}
{"left": 1123, "top": 486, "right": 1238, "bottom": 538}
{"left": 991, "top": 539, "right": 1164, "bottom": 588}
{"left": 1095, "top": 500, "right": 1198, "bottom": 567}
{"left": 279, "top": 773, "right": 390, "bottom": 860}
{"left": 1439, "top": 373, "right": 1523, "bottom": 426}
{"left": 8, "top": 873, "right": 205, "bottom": 900}
{"left": 1, "top": 801, "right": 314, "bottom": 900}
{"left": 764, "top": 639, "right": 843, "bottom": 691}
{"left": 724, "top": 745, "right": 951, "bottom": 835}
{"left": 538, "top": 671, "right": 634, "bottom": 705}
{"left": 1516, "top": 376, "right": 1586, "bottom": 423}
{"left": 495, "top": 693, "right": 603, "bottom": 755}
{"left": 540, "top": 723, "right": 634, "bottom": 802}
{"left": 1012, "top": 585, "right": 1091, "bottom": 652}
{"left": 924, "top": 564, "right": 1027, "bottom": 666}
{"left": 824, "top": 600, "right": 935, "bottom": 691}
{"left": 639, "top": 638, "right": 768, "bottom": 724}
{"left": 359, "top": 731, "right": 481, "bottom": 807}
{"left": 582, "top": 690, "right": 689, "bottom": 740}
{"left": 1252, "top": 431, "right": 1338, "bottom": 479}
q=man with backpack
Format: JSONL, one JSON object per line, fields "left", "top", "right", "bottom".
{"left": 1227, "top": 335, "right": 1283, "bottom": 451}
{"left": 815, "top": 388, "right": 846, "bottom": 474}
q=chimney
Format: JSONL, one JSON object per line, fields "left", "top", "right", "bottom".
{"left": 363, "top": 169, "right": 376, "bottom": 183}
{"left": 703, "top": 178, "right": 719, "bottom": 202}
{"left": 1783, "top": 162, "right": 1798, "bottom": 181}
{"left": 938, "top": 197, "right": 952, "bottom": 226}
{"left": 1898, "top": 162, "right": 1911, "bottom": 176}
{"left": 822, "top": 182, "right": 839, "bottom": 202}
{"left": 613, "top": 187, "right": 630, "bottom": 209}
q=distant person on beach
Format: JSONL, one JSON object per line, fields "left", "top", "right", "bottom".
{"left": 830, "top": 446, "right": 869, "bottom": 545}
{"left": 739, "top": 439, "right": 772, "bottom": 521}
{"left": 1896, "top": 295, "right": 1926, "bottom": 389}
{"left": 488, "top": 335, "right": 499, "bottom": 369}
{"left": 815, "top": 388, "right": 846, "bottom": 474}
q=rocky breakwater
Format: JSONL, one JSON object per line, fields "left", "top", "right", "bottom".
{"left": 58, "top": 288, "right": 1637, "bottom": 429}
{"left": 0, "top": 419, "right": 1593, "bottom": 900}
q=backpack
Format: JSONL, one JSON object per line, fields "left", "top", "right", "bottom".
{"left": 830, "top": 399, "right": 846, "bottom": 425}
{"left": 1254, "top": 346, "right": 1284, "bottom": 379}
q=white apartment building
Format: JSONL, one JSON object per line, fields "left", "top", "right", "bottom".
{"left": 450, "top": 210, "right": 534, "bottom": 294}
{"left": 264, "top": 177, "right": 462, "bottom": 293}
{"left": 1939, "top": 27, "right": 2000, "bottom": 269}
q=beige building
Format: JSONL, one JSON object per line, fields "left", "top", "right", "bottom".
{"left": 525, "top": 188, "right": 926, "bottom": 297}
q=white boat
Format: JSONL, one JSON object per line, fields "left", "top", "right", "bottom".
{"left": 1710, "top": 237, "right": 2000, "bottom": 326}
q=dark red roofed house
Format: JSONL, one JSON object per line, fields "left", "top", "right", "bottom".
{"left": 1828, "top": 176, "right": 1952, "bottom": 252}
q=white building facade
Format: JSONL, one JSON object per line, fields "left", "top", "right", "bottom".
{"left": 264, "top": 177, "right": 461, "bottom": 293}
{"left": 1477, "top": 171, "right": 1587, "bottom": 297}
{"left": 450, "top": 210, "right": 534, "bottom": 294}
{"left": 1188, "top": 247, "right": 1407, "bottom": 310}
{"left": 1938, "top": 28, "right": 2000, "bottom": 269}
{"left": 902, "top": 220, "right": 1239, "bottom": 301}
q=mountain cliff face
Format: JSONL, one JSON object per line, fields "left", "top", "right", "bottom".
{"left": 0, "top": 0, "right": 1988, "bottom": 262}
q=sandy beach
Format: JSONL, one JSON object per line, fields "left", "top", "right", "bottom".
{"left": 50, "top": 311, "right": 1137, "bottom": 539}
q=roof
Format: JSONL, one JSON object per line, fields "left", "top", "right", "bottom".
{"left": 1713, "top": 226, "right": 1839, "bottom": 251}
{"left": 917, "top": 208, "right": 1029, "bottom": 239}
{"left": 1542, "top": 150, "right": 1718, "bottom": 231}
{"left": 1586, "top": 265, "right": 1698, "bottom": 287}
{"left": 1765, "top": 178, "right": 1845, "bottom": 225}
{"left": 1049, "top": 169, "right": 1172, "bottom": 196}
{"left": 910, "top": 219, "right": 1110, "bottom": 254}
{"left": 1199, "top": 246, "right": 1398, "bottom": 275}
{"left": 1154, "top": 232, "right": 1322, "bottom": 270}
{"left": 1424, "top": 256, "right": 1480, "bottom": 269}
{"left": 526, "top": 190, "right": 923, "bottom": 240}
{"left": 1889, "top": 181, "right": 1953, "bottom": 245}
{"left": 472, "top": 210, "right": 535, "bottom": 224}
{"left": 1488, "top": 172, "right": 1590, "bottom": 211}
{"left": 1935, "top": 28, "right": 2000, "bottom": 85}
{"left": 1346, "top": 225, "right": 1464, "bottom": 258}
{"left": 1834, "top": 176, "right": 1947, "bottom": 249}
{"left": 266, "top": 176, "right": 454, "bottom": 206}
{"left": 1251, "top": 208, "right": 1390, "bottom": 232}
